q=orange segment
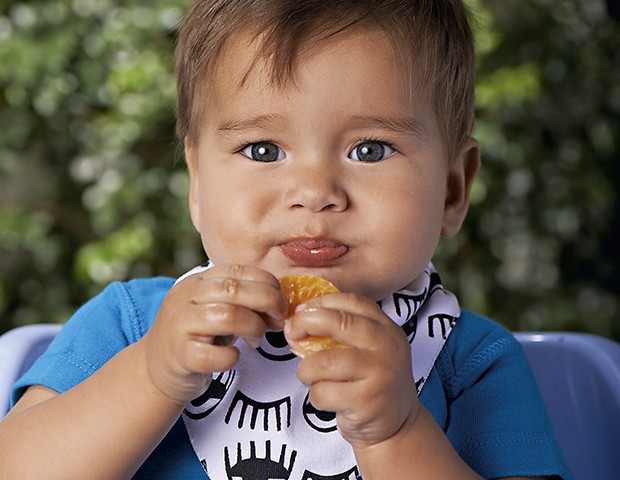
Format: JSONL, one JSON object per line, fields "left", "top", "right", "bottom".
{"left": 278, "top": 275, "right": 339, "bottom": 317}
{"left": 278, "top": 275, "right": 348, "bottom": 357}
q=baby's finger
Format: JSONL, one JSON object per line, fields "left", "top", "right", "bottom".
{"left": 301, "top": 292, "right": 386, "bottom": 322}
{"left": 296, "top": 348, "right": 368, "bottom": 385}
{"left": 181, "top": 340, "right": 241, "bottom": 374}
{"left": 286, "top": 300, "right": 389, "bottom": 351}
{"left": 182, "top": 264, "right": 280, "bottom": 287}
{"left": 304, "top": 378, "right": 368, "bottom": 415}
{"left": 181, "top": 269, "right": 288, "bottom": 325}
{"left": 187, "top": 303, "right": 271, "bottom": 340}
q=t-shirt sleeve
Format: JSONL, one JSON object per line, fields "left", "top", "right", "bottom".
{"left": 11, "top": 277, "right": 173, "bottom": 407}
{"left": 436, "top": 310, "right": 573, "bottom": 480}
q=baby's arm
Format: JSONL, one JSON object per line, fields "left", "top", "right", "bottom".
{"left": 0, "top": 265, "right": 287, "bottom": 479}
{"left": 285, "top": 294, "right": 549, "bottom": 480}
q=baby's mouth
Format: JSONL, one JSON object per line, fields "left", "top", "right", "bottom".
{"left": 279, "top": 238, "right": 349, "bottom": 267}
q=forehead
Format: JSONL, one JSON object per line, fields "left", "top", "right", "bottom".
{"left": 194, "top": 27, "right": 439, "bottom": 149}
{"left": 202, "top": 26, "right": 422, "bottom": 113}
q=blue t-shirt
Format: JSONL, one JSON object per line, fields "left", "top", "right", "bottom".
{"left": 12, "top": 277, "right": 572, "bottom": 479}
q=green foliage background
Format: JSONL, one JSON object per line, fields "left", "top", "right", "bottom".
{"left": 1, "top": 0, "right": 619, "bottom": 339}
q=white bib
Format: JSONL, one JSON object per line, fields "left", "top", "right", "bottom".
{"left": 176, "top": 263, "right": 459, "bottom": 479}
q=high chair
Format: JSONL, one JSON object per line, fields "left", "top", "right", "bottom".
{"left": 514, "top": 332, "right": 620, "bottom": 480}
{"left": 1, "top": 324, "right": 620, "bottom": 480}
{"left": 0, "top": 323, "right": 62, "bottom": 417}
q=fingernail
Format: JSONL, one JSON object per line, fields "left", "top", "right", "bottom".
{"left": 295, "top": 303, "right": 307, "bottom": 313}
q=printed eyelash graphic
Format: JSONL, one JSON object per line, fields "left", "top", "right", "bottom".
{"left": 392, "top": 292, "right": 426, "bottom": 344}
{"left": 428, "top": 313, "right": 457, "bottom": 340}
{"left": 393, "top": 290, "right": 427, "bottom": 319}
{"left": 302, "top": 392, "right": 337, "bottom": 433}
{"left": 428, "top": 271, "right": 443, "bottom": 293}
{"left": 400, "top": 312, "right": 418, "bottom": 345}
{"left": 225, "top": 390, "right": 291, "bottom": 431}
{"left": 184, "top": 370, "right": 236, "bottom": 420}
{"left": 423, "top": 272, "right": 456, "bottom": 339}
{"left": 301, "top": 465, "right": 361, "bottom": 480}
{"left": 257, "top": 331, "right": 297, "bottom": 361}
{"left": 224, "top": 440, "right": 297, "bottom": 480}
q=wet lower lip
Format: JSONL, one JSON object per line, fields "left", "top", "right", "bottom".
{"left": 280, "top": 241, "right": 349, "bottom": 267}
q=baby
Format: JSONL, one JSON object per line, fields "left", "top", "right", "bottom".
{"left": 0, "top": 1, "right": 572, "bottom": 479}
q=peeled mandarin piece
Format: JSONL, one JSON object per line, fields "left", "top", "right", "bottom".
{"left": 278, "top": 275, "right": 339, "bottom": 316}
{"left": 295, "top": 336, "right": 350, "bottom": 356}
{"left": 278, "top": 275, "right": 348, "bottom": 357}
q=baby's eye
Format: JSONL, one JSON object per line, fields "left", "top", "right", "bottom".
{"left": 239, "top": 141, "right": 285, "bottom": 162}
{"left": 348, "top": 140, "right": 396, "bottom": 163}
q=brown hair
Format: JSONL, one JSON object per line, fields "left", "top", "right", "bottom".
{"left": 175, "top": 0, "right": 476, "bottom": 159}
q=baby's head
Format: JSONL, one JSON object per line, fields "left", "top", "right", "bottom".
{"left": 175, "top": 0, "right": 476, "bottom": 160}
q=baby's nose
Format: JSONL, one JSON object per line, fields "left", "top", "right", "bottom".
{"left": 285, "top": 160, "right": 349, "bottom": 213}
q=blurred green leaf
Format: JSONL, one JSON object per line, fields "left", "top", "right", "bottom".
{"left": 75, "top": 216, "right": 156, "bottom": 285}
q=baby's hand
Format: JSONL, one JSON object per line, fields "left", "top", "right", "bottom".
{"left": 142, "top": 265, "right": 287, "bottom": 406}
{"left": 284, "top": 293, "right": 418, "bottom": 449}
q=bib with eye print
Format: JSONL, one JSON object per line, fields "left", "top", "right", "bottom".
{"left": 175, "top": 262, "right": 459, "bottom": 479}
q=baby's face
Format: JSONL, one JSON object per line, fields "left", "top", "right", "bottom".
{"left": 185, "top": 28, "right": 465, "bottom": 300}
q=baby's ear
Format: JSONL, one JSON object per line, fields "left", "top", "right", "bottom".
{"left": 184, "top": 137, "right": 201, "bottom": 233}
{"left": 441, "top": 137, "right": 480, "bottom": 237}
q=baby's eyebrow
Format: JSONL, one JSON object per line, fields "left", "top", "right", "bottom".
{"left": 215, "top": 113, "right": 426, "bottom": 138}
{"left": 349, "top": 115, "right": 427, "bottom": 138}
{"left": 216, "top": 114, "right": 286, "bottom": 137}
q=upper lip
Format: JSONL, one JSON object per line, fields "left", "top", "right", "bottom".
{"left": 280, "top": 237, "right": 348, "bottom": 250}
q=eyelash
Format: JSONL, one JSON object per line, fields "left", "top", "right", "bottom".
{"left": 233, "top": 139, "right": 276, "bottom": 153}
{"left": 352, "top": 136, "right": 398, "bottom": 152}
